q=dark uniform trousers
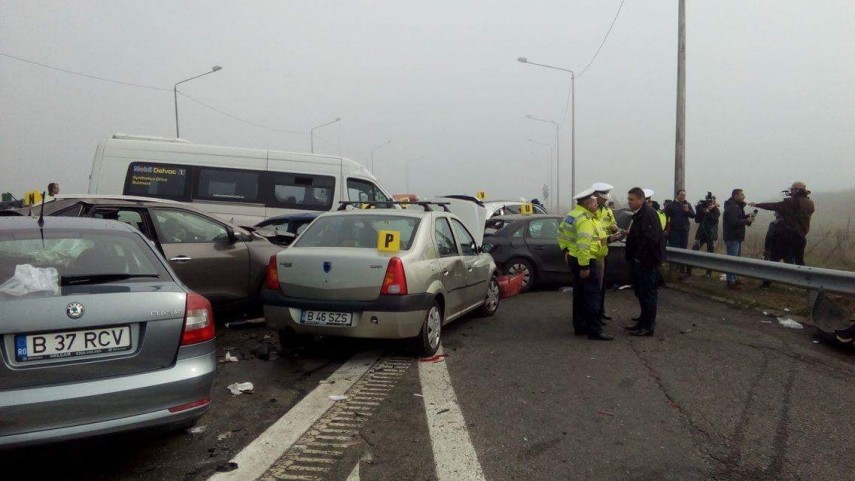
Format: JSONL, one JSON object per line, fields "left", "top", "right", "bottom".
{"left": 631, "top": 261, "right": 659, "bottom": 332}
{"left": 568, "top": 256, "right": 602, "bottom": 335}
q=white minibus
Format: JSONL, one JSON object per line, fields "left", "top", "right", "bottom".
{"left": 88, "top": 134, "right": 394, "bottom": 226}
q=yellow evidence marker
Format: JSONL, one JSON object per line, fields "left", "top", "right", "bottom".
{"left": 377, "top": 230, "right": 401, "bottom": 252}
{"left": 476, "top": 191, "right": 487, "bottom": 200}
{"left": 519, "top": 203, "right": 534, "bottom": 215}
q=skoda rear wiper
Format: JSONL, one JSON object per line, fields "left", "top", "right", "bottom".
{"left": 61, "top": 274, "right": 161, "bottom": 286}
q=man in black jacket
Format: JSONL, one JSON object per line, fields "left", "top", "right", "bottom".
{"left": 691, "top": 192, "right": 720, "bottom": 277}
{"left": 624, "top": 187, "right": 666, "bottom": 336}
{"left": 722, "top": 189, "right": 755, "bottom": 290}
{"left": 664, "top": 189, "right": 695, "bottom": 278}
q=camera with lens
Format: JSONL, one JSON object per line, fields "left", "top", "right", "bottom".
{"left": 697, "top": 191, "right": 716, "bottom": 209}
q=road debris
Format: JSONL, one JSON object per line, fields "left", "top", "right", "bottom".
{"left": 329, "top": 394, "right": 348, "bottom": 401}
{"left": 414, "top": 393, "right": 424, "bottom": 397}
{"left": 777, "top": 317, "right": 803, "bottom": 329}
{"left": 215, "top": 462, "right": 239, "bottom": 472}
{"left": 618, "top": 285, "right": 632, "bottom": 290}
{"left": 597, "top": 411, "right": 615, "bottom": 417}
{"left": 226, "top": 382, "right": 254, "bottom": 395}
{"left": 220, "top": 351, "right": 239, "bottom": 363}
{"left": 217, "top": 431, "right": 232, "bottom": 441}
{"left": 188, "top": 425, "right": 207, "bottom": 435}
{"left": 420, "top": 353, "right": 449, "bottom": 363}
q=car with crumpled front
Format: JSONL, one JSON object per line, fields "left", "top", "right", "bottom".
{"left": 5, "top": 195, "right": 283, "bottom": 312}
{"left": 262, "top": 205, "right": 500, "bottom": 356}
{"left": 0, "top": 216, "right": 216, "bottom": 448}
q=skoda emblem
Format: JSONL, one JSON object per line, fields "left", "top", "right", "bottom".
{"left": 66, "top": 302, "right": 85, "bottom": 319}
{"left": 323, "top": 261, "right": 332, "bottom": 273}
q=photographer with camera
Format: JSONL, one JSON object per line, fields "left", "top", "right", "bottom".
{"left": 750, "top": 181, "right": 815, "bottom": 266}
{"left": 690, "top": 191, "right": 720, "bottom": 278}
{"left": 663, "top": 189, "right": 695, "bottom": 278}
{"left": 723, "top": 189, "right": 756, "bottom": 290}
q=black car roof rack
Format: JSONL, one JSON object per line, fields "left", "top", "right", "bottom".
{"left": 336, "top": 201, "right": 450, "bottom": 212}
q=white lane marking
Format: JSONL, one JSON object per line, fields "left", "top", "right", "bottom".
{"left": 419, "top": 346, "right": 487, "bottom": 481}
{"left": 346, "top": 462, "right": 360, "bottom": 481}
{"left": 207, "top": 351, "right": 379, "bottom": 481}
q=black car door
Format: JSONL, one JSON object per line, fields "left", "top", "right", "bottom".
{"left": 523, "top": 217, "right": 568, "bottom": 282}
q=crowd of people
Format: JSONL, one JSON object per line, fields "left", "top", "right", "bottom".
{"left": 556, "top": 181, "right": 816, "bottom": 341}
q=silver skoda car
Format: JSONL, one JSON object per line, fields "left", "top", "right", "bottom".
{"left": 263, "top": 203, "right": 500, "bottom": 356}
{"left": 0, "top": 217, "right": 216, "bottom": 448}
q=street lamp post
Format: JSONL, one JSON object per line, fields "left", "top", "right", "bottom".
{"left": 527, "top": 138, "right": 553, "bottom": 209}
{"left": 370, "top": 140, "right": 391, "bottom": 173}
{"left": 526, "top": 116, "right": 559, "bottom": 211}
{"left": 310, "top": 117, "right": 341, "bottom": 153}
{"left": 174, "top": 65, "right": 222, "bottom": 138}
{"left": 517, "top": 57, "right": 576, "bottom": 206}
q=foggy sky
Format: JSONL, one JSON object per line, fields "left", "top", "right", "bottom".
{"left": 1, "top": 0, "right": 853, "bottom": 210}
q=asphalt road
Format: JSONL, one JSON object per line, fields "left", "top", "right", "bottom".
{"left": 4, "top": 287, "right": 854, "bottom": 480}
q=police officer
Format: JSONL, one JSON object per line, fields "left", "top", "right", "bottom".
{"left": 644, "top": 188, "right": 667, "bottom": 230}
{"left": 557, "top": 189, "right": 612, "bottom": 341}
{"left": 591, "top": 182, "right": 624, "bottom": 322}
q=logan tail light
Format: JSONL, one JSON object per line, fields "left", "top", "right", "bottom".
{"left": 264, "top": 255, "right": 280, "bottom": 290}
{"left": 181, "top": 293, "right": 215, "bottom": 346}
{"left": 380, "top": 257, "right": 408, "bottom": 295}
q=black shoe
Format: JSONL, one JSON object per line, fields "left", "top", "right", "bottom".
{"left": 631, "top": 316, "right": 641, "bottom": 322}
{"left": 588, "top": 331, "right": 614, "bottom": 341}
{"left": 601, "top": 314, "right": 613, "bottom": 321}
{"left": 628, "top": 328, "right": 654, "bottom": 337}
{"left": 624, "top": 324, "right": 641, "bottom": 331}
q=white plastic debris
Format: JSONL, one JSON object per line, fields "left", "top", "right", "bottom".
{"left": 217, "top": 431, "right": 233, "bottom": 441}
{"left": 0, "top": 264, "right": 59, "bottom": 296}
{"left": 329, "top": 395, "right": 348, "bottom": 401}
{"left": 719, "top": 274, "right": 727, "bottom": 281}
{"left": 762, "top": 311, "right": 769, "bottom": 316}
{"left": 761, "top": 320, "right": 773, "bottom": 324}
{"left": 221, "top": 351, "right": 238, "bottom": 363}
{"left": 227, "top": 382, "right": 254, "bottom": 395}
{"left": 784, "top": 308, "right": 791, "bottom": 312}
{"left": 618, "top": 285, "right": 633, "bottom": 291}
{"left": 188, "top": 425, "right": 207, "bottom": 434}
{"left": 777, "top": 317, "right": 803, "bottom": 329}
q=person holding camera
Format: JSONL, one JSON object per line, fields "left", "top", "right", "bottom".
{"left": 723, "top": 189, "right": 755, "bottom": 290}
{"left": 750, "top": 181, "right": 814, "bottom": 266}
{"left": 691, "top": 192, "right": 720, "bottom": 277}
{"left": 663, "top": 189, "right": 695, "bottom": 278}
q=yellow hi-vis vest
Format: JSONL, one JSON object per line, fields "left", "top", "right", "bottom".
{"left": 657, "top": 210, "right": 667, "bottom": 230}
{"left": 557, "top": 205, "right": 604, "bottom": 267}
{"left": 595, "top": 205, "right": 618, "bottom": 259}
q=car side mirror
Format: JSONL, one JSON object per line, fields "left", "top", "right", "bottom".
{"left": 225, "top": 226, "right": 238, "bottom": 244}
{"left": 480, "top": 243, "right": 493, "bottom": 253}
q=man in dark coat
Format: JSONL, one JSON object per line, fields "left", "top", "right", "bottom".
{"left": 691, "top": 192, "right": 720, "bottom": 277}
{"left": 722, "top": 189, "right": 755, "bottom": 290}
{"left": 751, "top": 181, "right": 815, "bottom": 266}
{"left": 664, "top": 189, "right": 695, "bottom": 278}
{"left": 624, "top": 187, "right": 666, "bottom": 336}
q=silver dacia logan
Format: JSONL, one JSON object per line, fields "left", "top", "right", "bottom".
{"left": 262, "top": 204, "right": 500, "bottom": 356}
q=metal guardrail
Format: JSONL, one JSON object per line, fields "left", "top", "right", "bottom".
{"left": 665, "top": 247, "right": 855, "bottom": 296}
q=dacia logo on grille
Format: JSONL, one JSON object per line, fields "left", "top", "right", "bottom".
{"left": 323, "top": 261, "right": 332, "bottom": 273}
{"left": 66, "top": 302, "right": 85, "bottom": 319}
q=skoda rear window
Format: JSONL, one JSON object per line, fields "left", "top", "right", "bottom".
{"left": 295, "top": 215, "right": 420, "bottom": 250}
{"left": 124, "top": 162, "right": 190, "bottom": 201}
{"left": 0, "top": 229, "right": 170, "bottom": 294}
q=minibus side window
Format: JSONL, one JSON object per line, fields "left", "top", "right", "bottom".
{"left": 269, "top": 173, "right": 335, "bottom": 211}
{"left": 347, "top": 179, "right": 390, "bottom": 202}
{"left": 196, "top": 168, "right": 261, "bottom": 203}
{"left": 123, "top": 162, "right": 191, "bottom": 201}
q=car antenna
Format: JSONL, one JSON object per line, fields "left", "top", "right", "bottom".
{"left": 37, "top": 191, "right": 46, "bottom": 246}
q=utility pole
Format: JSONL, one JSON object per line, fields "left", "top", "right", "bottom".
{"left": 674, "top": 0, "right": 686, "bottom": 194}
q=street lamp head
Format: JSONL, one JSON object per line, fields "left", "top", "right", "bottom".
{"left": 517, "top": 57, "right": 528, "bottom": 63}
{"left": 211, "top": 65, "right": 222, "bottom": 72}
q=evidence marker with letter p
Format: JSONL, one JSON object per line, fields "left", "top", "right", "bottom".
{"left": 377, "top": 230, "right": 401, "bottom": 252}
